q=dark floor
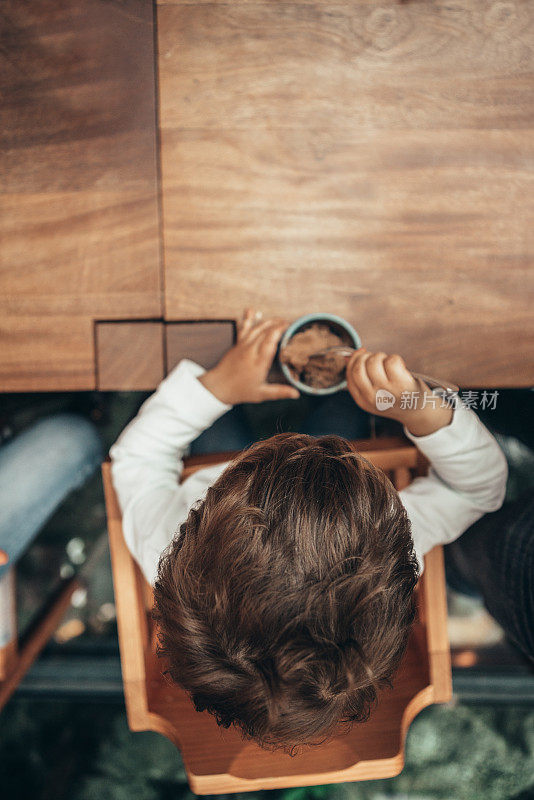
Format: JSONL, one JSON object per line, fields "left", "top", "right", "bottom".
{"left": 1, "top": 387, "right": 533, "bottom": 799}
{"left": 1, "top": 698, "right": 534, "bottom": 800}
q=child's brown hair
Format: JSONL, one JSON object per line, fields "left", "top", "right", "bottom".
{"left": 154, "top": 432, "right": 419, "bottom": 752}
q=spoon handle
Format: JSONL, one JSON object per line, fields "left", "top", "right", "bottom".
{"left": 321, "top": 346, "right": 459, "bottom": 395}
{"left": 411, "top": 371, "right": 459, "bottom": 395}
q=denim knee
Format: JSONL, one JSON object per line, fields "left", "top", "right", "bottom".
{"left": 0, "top": 413, "right": 102, "bottom": 577}
{"left": 39, "top": 413, "right": 103, "bottom": 480}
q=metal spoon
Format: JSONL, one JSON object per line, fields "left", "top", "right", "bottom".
{"left": 310, "top": 346, "right": 459, "bottom": 395}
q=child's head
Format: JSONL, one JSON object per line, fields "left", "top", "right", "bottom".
{"left": 154, "top": 433, "right": 419, "bottom": 751}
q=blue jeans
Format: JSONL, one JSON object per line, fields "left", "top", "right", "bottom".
{"left": 0, "top": 413, "right": 102, "bottom": 581}
{"left": 189, "top": 390, "right": 371, "bottom": 454}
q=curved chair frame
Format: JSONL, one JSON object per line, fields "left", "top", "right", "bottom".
{"left": 102, "top": 435, "right": 451, "bottom": 794}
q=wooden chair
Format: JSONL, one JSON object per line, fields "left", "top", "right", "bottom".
{"left": 102, "top": 436, "right": 452, "bottom": 794}
{"left": 0, "top": 555, "right": 80, "bottom": 711}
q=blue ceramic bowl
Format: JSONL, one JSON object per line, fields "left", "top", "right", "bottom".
{"left": 278, "top": 313, "right": 361, "bottom": 395}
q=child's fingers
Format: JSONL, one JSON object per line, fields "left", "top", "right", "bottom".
{"left": 239, "top": 308, "right": 263, "bottom": 341}
{"left": 249, "top": 317, "right": 285, "bottom": 346}
{"left": 365, "top": 352, "right": 389, "bottom": 387}
{"left": 237, "top": 307, "right": 256, "bottom": 341}
{"left": 347, "top": 350, "right": 373, "bottom": 397}
{"left": 383, "top": 353, "right": 409, "bottom": 383}
{"left": 259, "top": 383, "right": 300, "bottom": 401}
{"left": 383, "top": 353, "right": 421, "bottom": 394}
{"left": 346, "top": 348, "right": 366, "bottom": 375}
{"left": 244, "top": 317, "right": 276, "bottom": 344}
{"left": 383, "top": 353, "right": 406, "bottom": 378}
{"left": 257, "top": 321, "right": 287, "bottom": 360}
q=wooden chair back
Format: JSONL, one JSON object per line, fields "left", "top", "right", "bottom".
{"left": 0, "top": 563, "right": 80, "bottom": 711}
{"left": 102, "top": 436, "right": 451, "bottom": 794}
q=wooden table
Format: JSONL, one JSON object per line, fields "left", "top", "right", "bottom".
{"left": 0, "top": 0, "right": 160, "bottom": 391}
{"left": 2, "top": 0, "right": 533, "bottom": 391}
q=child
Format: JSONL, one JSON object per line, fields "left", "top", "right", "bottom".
{"left": 110, "top": 309, "right": 507, "bottom": 751}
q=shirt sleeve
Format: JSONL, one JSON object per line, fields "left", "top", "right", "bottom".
{"left": 109, "top": 359, "right": 232, "bottom": 584}
{"left": 399, "top": 394, "right": 508, "bottom": 574}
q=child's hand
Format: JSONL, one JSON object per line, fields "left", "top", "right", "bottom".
{"left": 346, "top": 349, "right": 453, "bottom": 437}
{"left": 199, "top": 309, "right": 300, "bottom": 405}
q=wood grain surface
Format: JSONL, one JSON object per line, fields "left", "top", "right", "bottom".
{"left": 96, "top": 322, "right": 165, "bottom": 391}
{"left": 158, "top": 0, "right": 534, "bottom": 387}
{"left": 2, "top": 0, "right": 532, "bottom": 390}
{"left": 166, "top": 321, "right": 235, "bottom": 372}
{"left": 0, "top": 0, "right": 161, "bottom": 391}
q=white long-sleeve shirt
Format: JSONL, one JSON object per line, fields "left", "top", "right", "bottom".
{"left": 110, "top": 359, "right": 508, "bottom": 586}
